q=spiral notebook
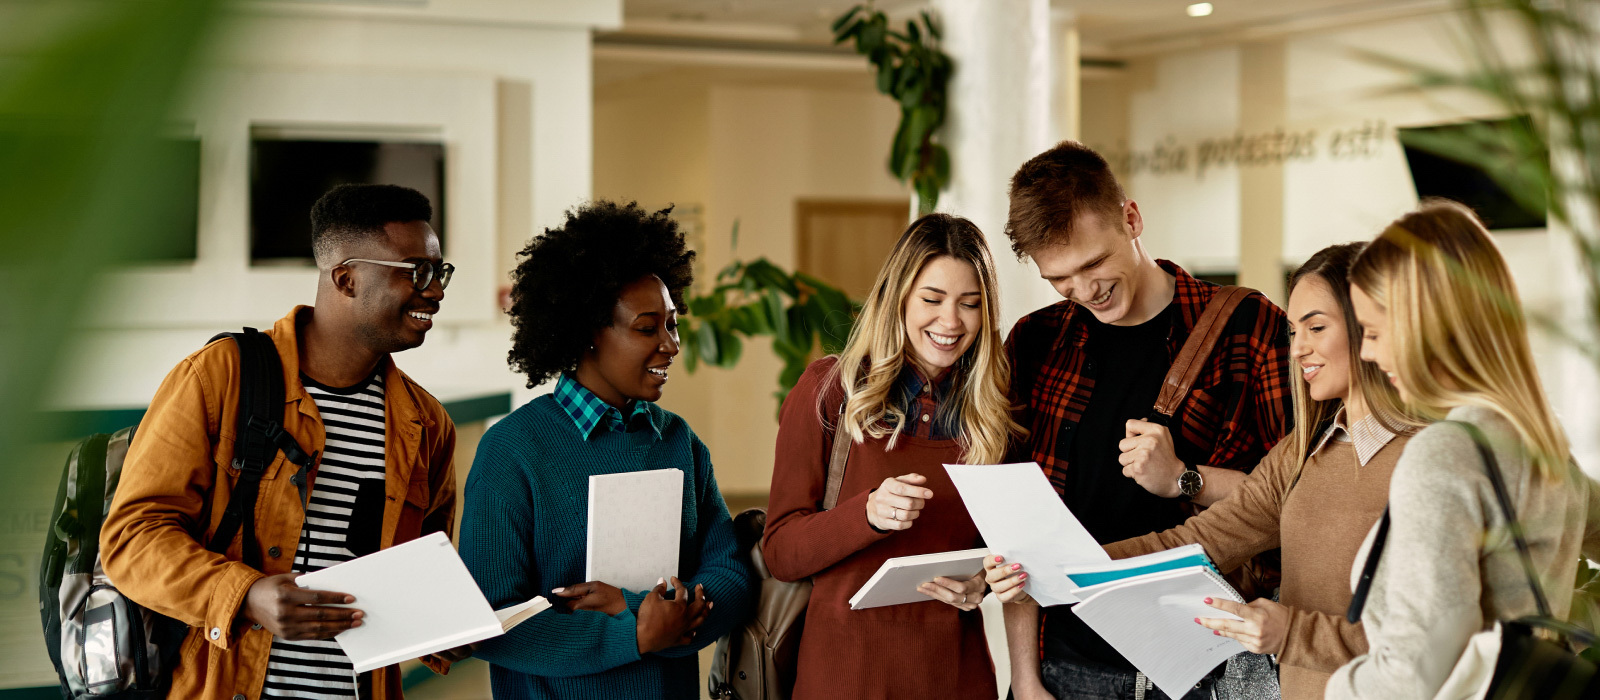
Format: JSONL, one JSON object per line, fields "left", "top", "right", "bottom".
{"left": 1067, "top": 555, "right": 1246, "bottom": 699}
{"left": 1062, "top": 543, "right": 1222, "bottom": 589}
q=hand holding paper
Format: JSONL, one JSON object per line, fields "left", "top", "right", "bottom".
{"left": 943, "top": 462, "right": 1108, "bottom": 606}
{"left": 294, "top": 532, "right": 550, "bottom": 673}
{"left": 984, "top": 553, "right": 1033, "bottom": 605}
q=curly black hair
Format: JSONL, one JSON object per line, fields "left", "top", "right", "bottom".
{"left": 309, "top": 184, "right": 434, "bottom": 265}
{"left": 507, "top": 200, "right": 695, "bottom": 388}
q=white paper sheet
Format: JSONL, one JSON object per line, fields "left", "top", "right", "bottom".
{"left": 1070, "top": 567, "right": 1246, "bottom": 699}
{"left": 586, "top": 468, "right": 683, "bottom": 592}
{"left": 943, "top": 462, "right": 1108, "bottom": 606}
{"left": 848, "top": 548, "right": 989, "bottom": 610}
{"left": 295, "top": 532, "right": 513, "bottom": 673}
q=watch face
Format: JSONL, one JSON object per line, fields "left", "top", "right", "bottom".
{"left": 1178, "top": 469, "right": 1204, "bottom": 497}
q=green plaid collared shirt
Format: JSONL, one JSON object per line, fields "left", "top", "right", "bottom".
{"left": 553, "top": 373, "right": 659, "bottom": 441}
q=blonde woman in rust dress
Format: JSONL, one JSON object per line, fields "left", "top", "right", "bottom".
{"left": 762, "top": 213, "right": 1024, "bottom": 699}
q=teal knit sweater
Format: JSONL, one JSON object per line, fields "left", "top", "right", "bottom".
{"left": 459, "top": 394, "right": 755, "bottom": 699}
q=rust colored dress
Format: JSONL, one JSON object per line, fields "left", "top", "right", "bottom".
{"left": 761, "top": 358, "right": 996, "bottom": 700}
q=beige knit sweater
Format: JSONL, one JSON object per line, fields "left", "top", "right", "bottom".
{"left": 1107, "top": 420, "right": 1405, "bottom": 699}
{"left": 1325, "top": 406, "right": 1599, "bottom": 699}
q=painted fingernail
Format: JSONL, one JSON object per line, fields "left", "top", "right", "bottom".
{"left": 1203, "top": 597, "right": 1212, "bottom": 604}
{"left": 657, "top": 577, "right": 666, "bottom": 586}
{"left": 1018, "top": 573, "right": 1028, "bottom": 580}
{"left": 994, "top": 556, "right": 1005, "bottom": 563}
{"left": 1010, "top": 563, "right": 1020, "bottom": 571}
{"left": 552, "top": 587, "right": 565, "bottom": 594}
{"left": 1213, "top": 630, "right": 1221, "bottom": 636}
{"left": 1193, "top": 617, "right": 1200, "bottom": 624}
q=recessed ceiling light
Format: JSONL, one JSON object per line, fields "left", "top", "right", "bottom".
{"left": 1187, "top": 2, "right": 1214, "bottom": 17}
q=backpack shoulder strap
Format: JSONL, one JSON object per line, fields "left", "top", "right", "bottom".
{"left": 821, "top": 395, "right": 850, "bottom": 511}
{"left": 1151, "top": 285, "right": 1252, "bottom": 424}
{"left": 206, "top": 328, "right": 310, "bottom": 569}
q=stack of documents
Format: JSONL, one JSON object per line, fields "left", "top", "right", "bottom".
{"left": 1064, "top": 545, "right": 1246, "bottom": 698}
{"left": 296, "top": 532, "right": 550, "bottom": 673}
{"left": 848, "top": 548, "right": 989, "bottom": 610}
{"left": 941, "top": 461, "right": 1251, "bottom": 698}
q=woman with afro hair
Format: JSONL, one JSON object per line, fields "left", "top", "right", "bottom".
{"left": 458, "top": 200, "right": 755, "bottom": 700}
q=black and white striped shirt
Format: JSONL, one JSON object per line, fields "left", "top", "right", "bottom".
{"left": 263, "top": 370, "right": 388, "bottom": 700}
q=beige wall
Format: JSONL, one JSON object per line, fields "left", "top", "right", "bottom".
{"left": 594, "top": 67, "right": 905, "bottom": 496}
{"left": 1107, "top": 11, "right": 1600, "bottom": 474}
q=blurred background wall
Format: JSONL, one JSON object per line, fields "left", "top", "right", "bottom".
{"left": 6, "top": 1, "right": 1594, "bottom": 699}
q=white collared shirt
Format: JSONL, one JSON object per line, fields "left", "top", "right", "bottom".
{"left": 1309, "top": 408, "right": 1397, "bottom": 467}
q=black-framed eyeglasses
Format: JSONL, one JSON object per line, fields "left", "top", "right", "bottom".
{"left": 341, "top": 258, "right": 455, "bottom": 291}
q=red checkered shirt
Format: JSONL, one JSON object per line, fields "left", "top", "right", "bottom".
{"left": 1005, "top": 260, "right": 1293, "bottom": 496}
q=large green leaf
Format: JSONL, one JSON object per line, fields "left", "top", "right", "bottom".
{"left": 743, "top": 258, "right": 800, "bottom": 297}
{"left": 929, "top": 142, "right": 952, "bottom": 188}
{"left": 3, "top": 0, "right": 222, "bottom": 467}
{"left": 716, "top": 327, "right": 743, "bottom": 366}
{"left": 696, "top": 320, "right": 721, "bottom": 365}
{"left": 764, "top": 289, "right": 789, "bottom": 342}
{"left": 830, "top": 5, "right": 864, "bottom": 33}
{"left": 857, "top": 14, "right": 887, "bottom": 54}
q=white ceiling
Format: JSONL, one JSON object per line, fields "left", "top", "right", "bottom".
{"left": 619, "top": 0, "right": 1451, "bottom": 54}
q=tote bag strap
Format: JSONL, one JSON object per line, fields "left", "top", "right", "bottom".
{"left": 1447, "top": 421, "right": 1553, "bottom": 618}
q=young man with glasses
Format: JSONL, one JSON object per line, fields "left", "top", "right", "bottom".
{"left": 101, "top": 184, "right": 465, "bottom": 700}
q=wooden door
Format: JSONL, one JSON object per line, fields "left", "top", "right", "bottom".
{"left": 795, "top": 199, "right": 911, "bottom": 301}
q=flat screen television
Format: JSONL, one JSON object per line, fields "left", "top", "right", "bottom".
{"left": 250, "top": 138, "right": 446, "bottom": 262}
{"left": 1398, "top": 117, "right": 1547, "bottom": 230}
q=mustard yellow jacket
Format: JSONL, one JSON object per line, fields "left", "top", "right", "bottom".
{"left": 100, "top": 306, "right": 457, "bottom": 700}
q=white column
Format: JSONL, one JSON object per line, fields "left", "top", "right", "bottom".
{"left": 931, "top": 2, "right": 1057, "bottom": 696}
{"left": 933, "top": 0, "right": 1060, "bottom": 334}
{"left": 1052, "top": 9, "right": 1081, "bottom": 144}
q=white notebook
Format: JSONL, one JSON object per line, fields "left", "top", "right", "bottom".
{"left": 586, "top": 468, "right": 683, "bottom": 592}
{"left": 294, "top": 532, "right": 550, "bottom": 673}
{"left": 943, "top": 462, "right": 1108, "bottom": 606}
{"left": 848, "top": 548, "right": 990, "bottom": 610}
{"left": 1070, "top": 566, "right": 1246, "bottom": 699}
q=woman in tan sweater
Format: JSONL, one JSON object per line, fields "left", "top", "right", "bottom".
{"left": 987, "top": 242, "right": 1423, "bottom": 699}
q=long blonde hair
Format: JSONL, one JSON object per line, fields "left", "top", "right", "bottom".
{"left": 827, "top": 213, "right": 1024, "bottom": 464}
{"left": 1349, "top": 199, "right": 1569, "bottom": 480}
{"left": 1283, "top": 243, "right": 1423, "bottom": 491}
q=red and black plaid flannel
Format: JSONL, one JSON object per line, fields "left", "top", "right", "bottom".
{"left": 1004, "top": 260, "right": 1293, "bottom": 496}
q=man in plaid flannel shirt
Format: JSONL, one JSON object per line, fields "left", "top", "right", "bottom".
{"left": 996, "top": 141, "right": 1293, "bottom": 700}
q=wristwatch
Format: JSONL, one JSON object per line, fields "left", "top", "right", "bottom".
{"left": 1176, "top": 462, "right": 1204, "bottom": 500}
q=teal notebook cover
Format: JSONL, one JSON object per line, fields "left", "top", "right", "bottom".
{"left": 1065, "top": 553, "right": 1222, "bottom": 589}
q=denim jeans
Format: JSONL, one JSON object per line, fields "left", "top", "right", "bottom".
{"left": 1036, "top": 657, "right": 1218, "bottom": 700}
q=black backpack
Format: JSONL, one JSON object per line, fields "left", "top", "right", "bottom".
{"left": 39, "top": 328, "right": 313, "bottom": 699}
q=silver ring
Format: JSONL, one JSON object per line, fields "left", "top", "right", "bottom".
{"left": 891, "top": 507, "right": 900, "bottom": 521}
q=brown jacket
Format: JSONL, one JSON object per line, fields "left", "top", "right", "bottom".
{"left": 100, "top": 306, "right": 457, "bottom": 700}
